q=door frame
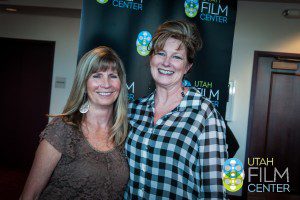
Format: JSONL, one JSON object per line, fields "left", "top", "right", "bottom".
{"left": 243, "top": 50, "right": 300, "bottom": 199}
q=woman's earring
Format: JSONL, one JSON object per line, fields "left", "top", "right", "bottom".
{"left": 79, "top": 93, "right": 90, "bottom": 114}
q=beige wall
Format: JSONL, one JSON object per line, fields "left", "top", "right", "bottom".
{"left": 228, "top": 1, "right": 300, "bottom": 166}
{"left": 2, "top": 0, "right": 82, "bottom": 9}
{"left": 0, "top": 4, "right": 81, "bottom": 115}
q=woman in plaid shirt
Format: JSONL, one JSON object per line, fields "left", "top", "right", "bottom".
{"left": 125, "top": 20, "right": 227, "bottom": 199}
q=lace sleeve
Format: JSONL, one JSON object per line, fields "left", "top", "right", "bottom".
{"left": 39, "top": 117, "right": 71, "bottom": 155}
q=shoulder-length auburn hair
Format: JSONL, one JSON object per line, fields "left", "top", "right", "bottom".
{"left": 150, "top": 20, "right": 202, "bottom": 66}
{"left": 54, "top": 46, "right": 128, "bottom": 146}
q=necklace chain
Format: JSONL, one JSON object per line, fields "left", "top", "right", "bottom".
{"left": 81, "top": 122, "right": 113, "bottom": 149}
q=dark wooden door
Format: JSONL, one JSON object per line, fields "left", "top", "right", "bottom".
{"left": 246, "top": 52, "right": 300, "bottom": 200}
{"left": 0, "top": 37, "right": 54, "bottom": 199}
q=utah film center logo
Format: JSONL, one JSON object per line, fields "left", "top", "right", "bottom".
{"left": 222, "top": 158, "right": 245, "bottom": 192}
{"left": 97, "top": 0, "right": 108, "bottom": 4}
{"left": 184, "top": 0, "right": 200, "bottom": 18}
{"left": 96, "top": 0, "right": 144, "bottom": 11}
{"left": 184, "top": 0, "right": 229, "bottom": 24}
{"left": 136, "top": 31, "right": 152, "bottom": 56}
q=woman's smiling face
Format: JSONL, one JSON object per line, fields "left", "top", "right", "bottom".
{"left": 150, "top": 37, "right": 192, "bottom": 89}
{"left": 86, "top": 68, "right": 121, "bottom": 109}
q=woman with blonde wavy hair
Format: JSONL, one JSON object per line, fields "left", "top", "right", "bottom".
{"left": 20, "top": 46, "right": 129, "bottom": 200}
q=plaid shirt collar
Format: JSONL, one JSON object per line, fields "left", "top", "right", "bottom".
{"left": 143, "top": 87, "right": 202, "bottom": 113}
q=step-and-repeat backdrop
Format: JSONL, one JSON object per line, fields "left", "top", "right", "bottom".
{"left": 78, "top": 0, "right": 237, "bottom": 117}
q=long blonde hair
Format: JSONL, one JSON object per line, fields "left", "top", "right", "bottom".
{"left": 57, "top": 46, "right": 128, "bottom": 145}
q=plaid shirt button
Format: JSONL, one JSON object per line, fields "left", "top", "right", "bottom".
{"left": 141, "top": 164, "right": 146, "bottom": 172}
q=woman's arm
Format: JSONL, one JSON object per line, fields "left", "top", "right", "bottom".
{"left": 20, "top": 140, "right": 62, "bottom": 200}
{"left": 199, "top": 110, "right": 227, "bottom": 199}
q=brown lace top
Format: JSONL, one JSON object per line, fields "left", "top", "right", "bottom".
{"left": 38, "top": 117, "right": 129, "bottom": 200}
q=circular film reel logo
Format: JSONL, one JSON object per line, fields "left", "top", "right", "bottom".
{"left": 136, "top": 31, "right": 152, "bottom": 56}
{"left": 97, "top": 0, "right": 109, "bottom": 4}
{"left": 184, "top": 0, "right": 199, "bottom": 18}
{"left": 222, "top": 158, "right": 245, "bottom": 192}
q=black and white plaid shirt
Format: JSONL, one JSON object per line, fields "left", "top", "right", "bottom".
{"left": 124, "top": 87, "right": 227, "bottom": 199}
